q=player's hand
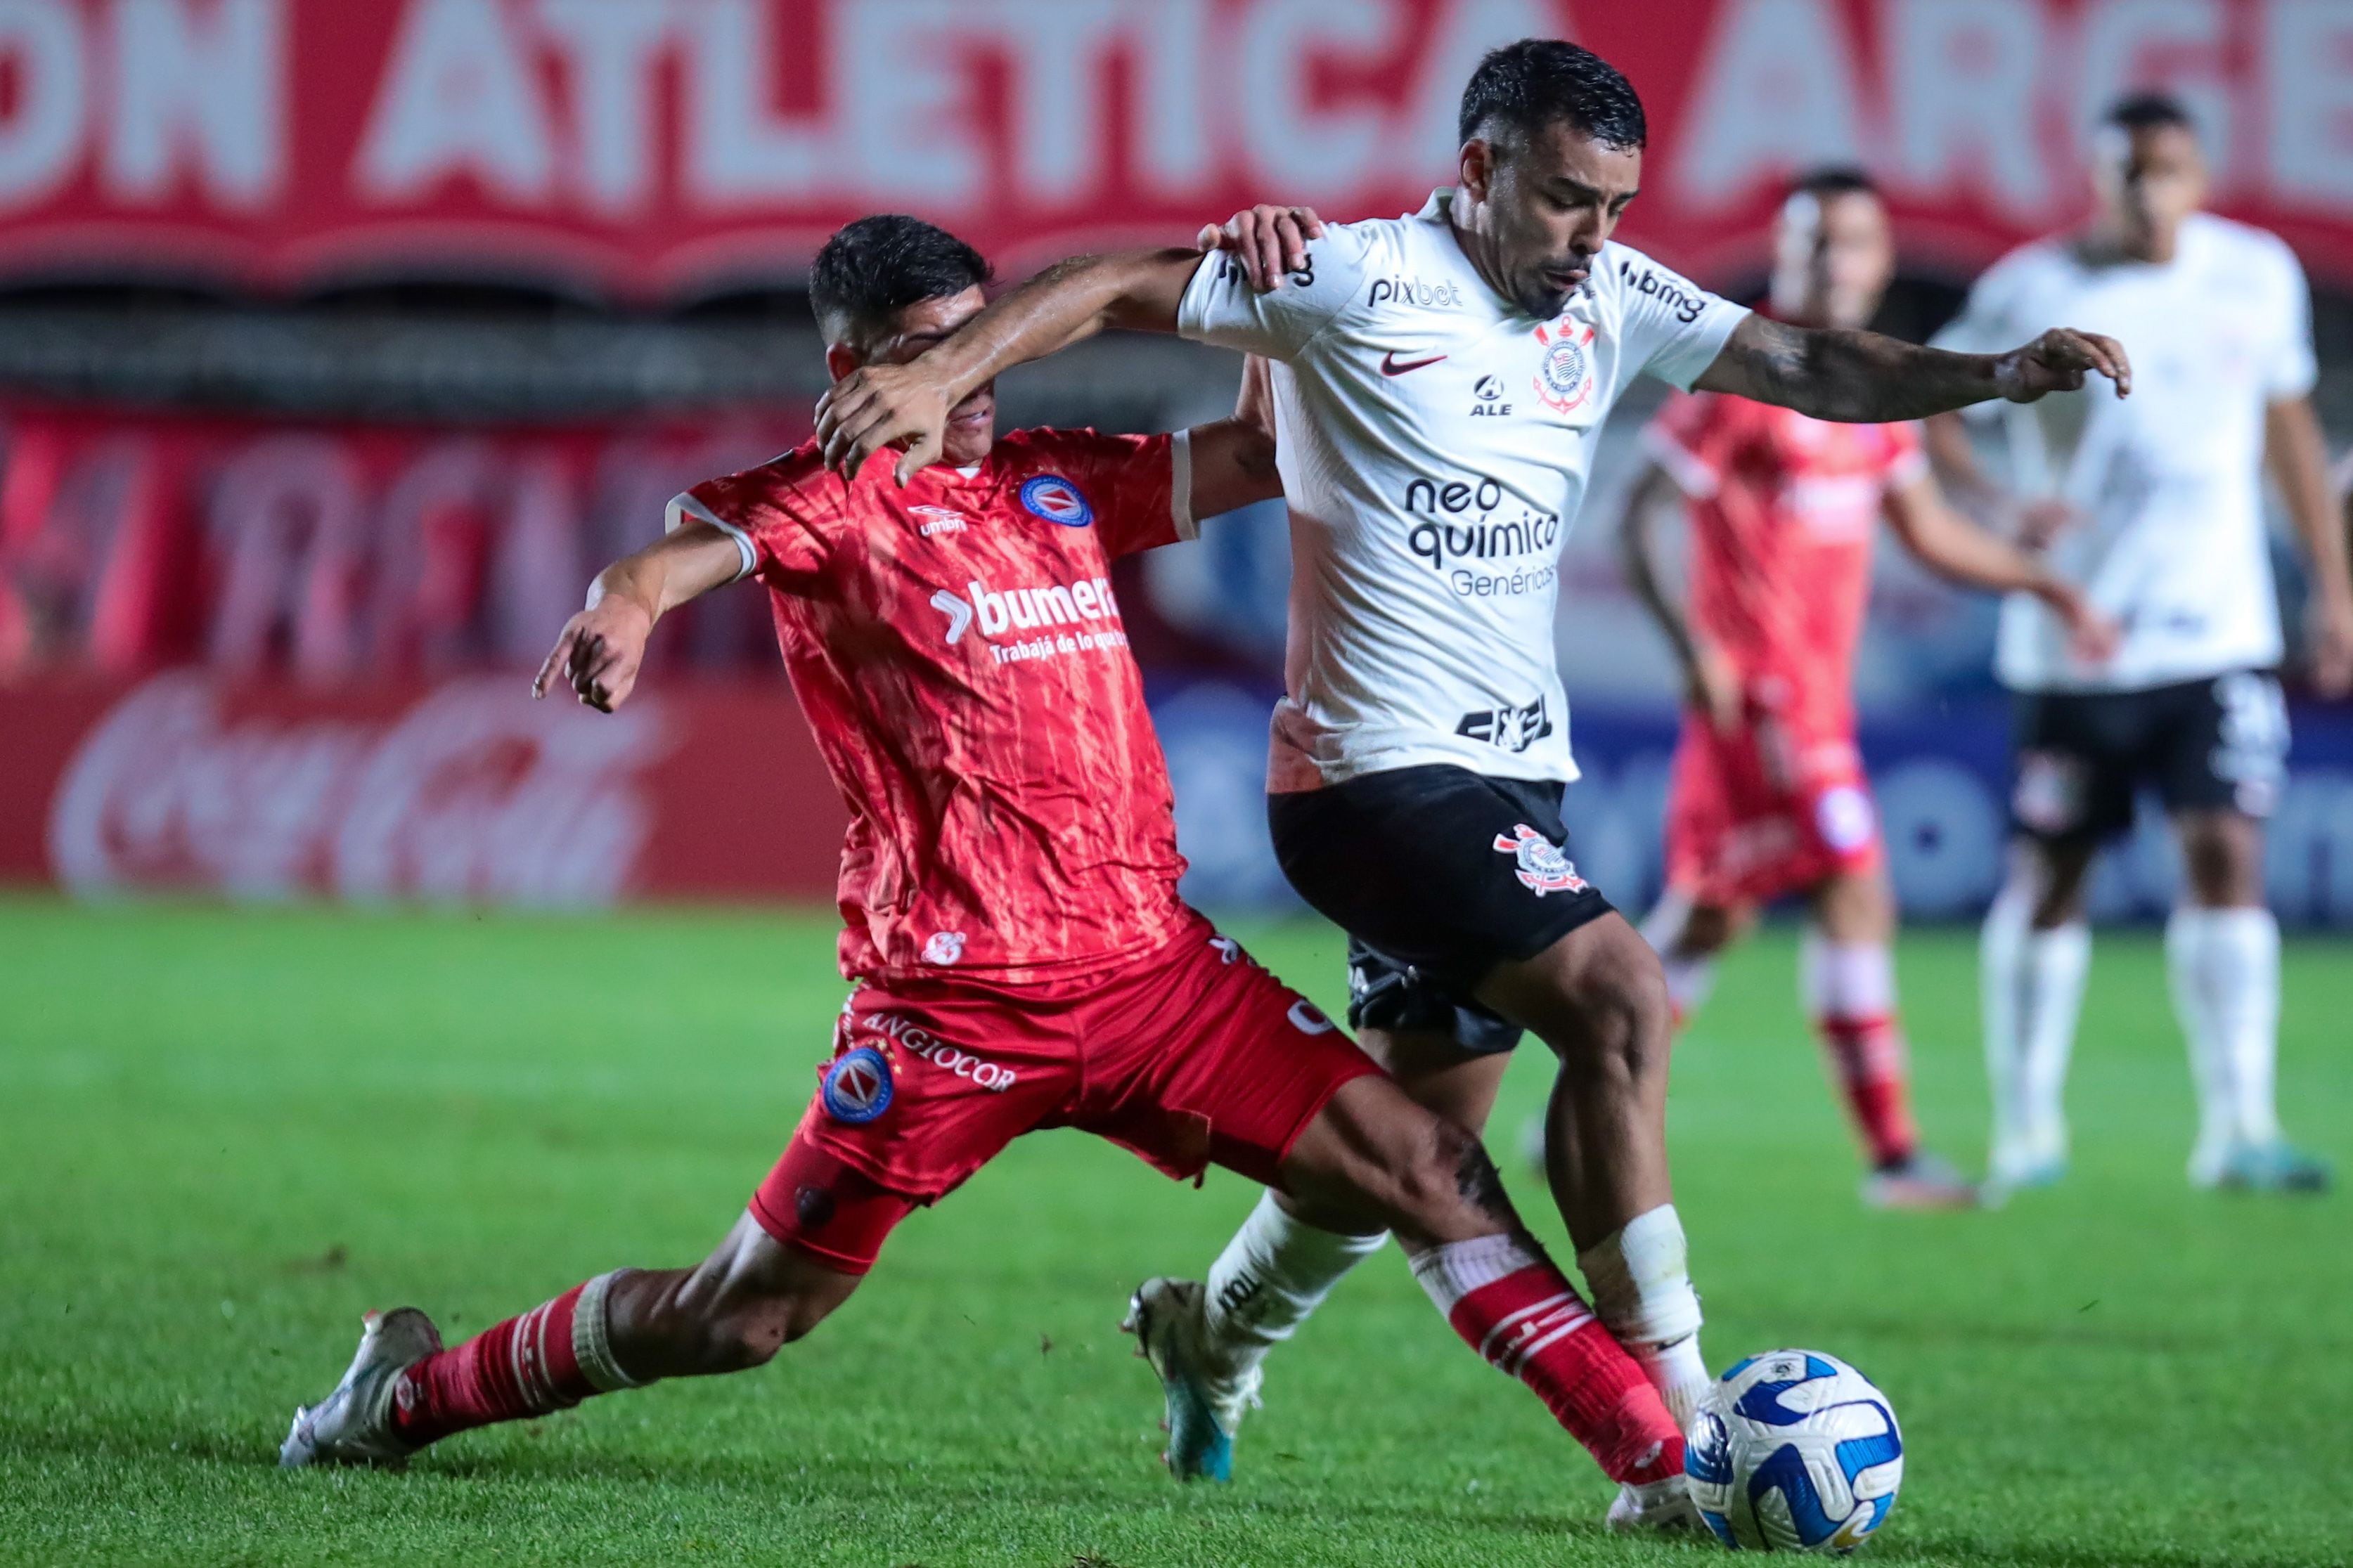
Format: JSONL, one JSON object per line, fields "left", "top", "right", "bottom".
{"left": 1198, "top": 205, "right": 1325, "bottom": 292}
{"left": 2307, "top": 592, "right": 2353, "bottom": 699}
{"left": 2042, "top": 583, "right": 2120, "bottom": 666}
{"left": 1684, "top": 641, "right": 1744, "bottom": 734}
{"left": 1994, "top": 329, "right": 2132, "bottom": 403}
{"left": 533, "top": 597, "right": 654, "bottom": 713}
{"left": 816, "top": 362, "right": 950, "bottom": 486}
{"left": 2015, "top": 497, "right": 2078, "bottom": 550}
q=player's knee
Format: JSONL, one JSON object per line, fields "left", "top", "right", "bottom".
{"left": 1571, "top": 945, "right": 1673, "bottom": 1092}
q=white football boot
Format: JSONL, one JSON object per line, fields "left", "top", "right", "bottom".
{"left": 1119, "top": 1277, "right": 1259, "bottom": 1483}
{"left": 1605, "top": 1470, "right": 1701, "bottom": 1533}
{"left": 279, "top": 1307, "right": 442, "bottom": 1468}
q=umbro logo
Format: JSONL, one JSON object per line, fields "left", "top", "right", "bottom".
{"left": 1380, "top": 350, "right": 1447, "bottom": 377}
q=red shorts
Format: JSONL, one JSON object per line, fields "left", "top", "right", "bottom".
{"left": 1663, "top": 709, "right": 1882, "bottom": 909}
{"left": 750, "top": 912, "right": 1379, "bottom": 1273}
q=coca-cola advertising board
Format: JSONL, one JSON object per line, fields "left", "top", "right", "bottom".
{"left": 2, "top": 673, "right": 849, "bottom": 905}
{"left": 0, "top": 0, "right": 2345, "bottom": 299}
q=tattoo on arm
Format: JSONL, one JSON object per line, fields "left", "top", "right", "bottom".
{"left": 1701, "top": 316, "right": 2001, "bottom": 423}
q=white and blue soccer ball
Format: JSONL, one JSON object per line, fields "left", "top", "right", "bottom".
{"left": 1685, "top": 1349, "right": 1904, "bottom": 1553}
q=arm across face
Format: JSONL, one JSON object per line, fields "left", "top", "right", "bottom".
{"left": 1694, "top": 315, "right": 2132, "bottom": 424}
{"left": 816, "top": 206, "right": 1340, "bottom": 486}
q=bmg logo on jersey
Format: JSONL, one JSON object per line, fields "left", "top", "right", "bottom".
{"left": 1019, "top": 474, "right": 1094, "bottom": 527}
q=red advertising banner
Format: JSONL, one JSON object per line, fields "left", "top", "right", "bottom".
{"left": 0, "top": 673, "right": 850, "bottom": 903}
{"left": 0, "top": 0, "right": 2345, "bottom": 301}
{"left": 0, "top": 403, "right": 809, "bottom": 677}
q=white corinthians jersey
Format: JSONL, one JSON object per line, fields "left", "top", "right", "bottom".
{"left": 1179, "top": 188, "right": 1748, "bottom": 789}
{"left": 1934, "top": 213, "right": 2317, "bottom": 693}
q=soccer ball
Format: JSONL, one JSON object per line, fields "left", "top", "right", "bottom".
{"left": 1685, "top": 1349, "right": 1904, "bottom": 1553}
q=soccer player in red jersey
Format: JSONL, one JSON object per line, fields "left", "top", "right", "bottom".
{"left": 1616, "top": 170, "right": 2113, "bottom": 1207}
{"left": 278, "top": 215, "right": 1698, "bottom": 1512}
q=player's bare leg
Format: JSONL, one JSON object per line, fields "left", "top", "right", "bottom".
{"left": 1980, "top": 837, "right": 2096, "bottom": 1194}
{"left": 1137, "top": 1029, "right": 1507, "bottom": 1479}
{"left": 2167, "top": 808, "right": 2326, "bottom": 1192}
{"left": 1474, "top": 914, "right": 1713, "bottom": 1439}
{"left": 283, "top": 1212, "right": 868, "bottom": 1467}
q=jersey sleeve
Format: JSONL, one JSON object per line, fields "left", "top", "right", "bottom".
{"left": 2260, "top": 238, "right": 2320, "bottom": 401}
{"left": 666, "top": 453, "right": 840, "bottom": 587}
{"left": 1639, "top": 391, "right": 1739, "bottom": 498}
{"left": 1020, "top": 428, "right": 1191, "bottom": 560}
{"left": 1609, "top": 250, "right": 1751, "bottom": 391}
{"left": 1177, "top": 221, "right": 1376, "bottom": 361}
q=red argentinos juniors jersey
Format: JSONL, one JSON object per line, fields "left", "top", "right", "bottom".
{"left": 673, "top": 428, "right": 1199, "bottom": 983}
{"left": 1643, "top": 391, "right": 1926, "bottom": 732}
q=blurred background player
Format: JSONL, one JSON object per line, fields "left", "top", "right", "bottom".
{"left": 816, "top": 39, "right": 2128, "bottom": 1500}
{"left": 1616, "top": 169, "right": 2114, "bottom": 1210}
{"left": 1928, "top": 93, "right": 2353, "bottom": 1196}
{"left": 280, "top": 215, "right": 1699, "bottom": 1512}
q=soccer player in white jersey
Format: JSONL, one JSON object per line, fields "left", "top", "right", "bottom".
{"left": 1926, "top": 92, "right": 2353, "bottom": 1198}
{"left": 817, "top": 40, "right": 2126, "bottom": 1520}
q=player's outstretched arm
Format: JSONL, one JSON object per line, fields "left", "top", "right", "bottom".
{"left": 532, "top": 523, "right": 746, "bottom": 713}
{"left": 1881, "top": 470, "right": 2117, "bottom": 663}
{"left": 2264, "top": 394, "right": 2353, "bottom": 697}
{"left": 816, "top": 247, "right": 1207, "bottom": 484}
{"left": 1694, "top": 316, "right": 2132, "bottom": 424}
{"left": 1616, "top": 460, "right": 1739, "bottom": 730}
{"left": 816, "top": 206, "right": 1327, "bottom": 485}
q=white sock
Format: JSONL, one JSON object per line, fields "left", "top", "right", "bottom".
{"left": 1200, "top": 1191, "right": 1387, "bottom": 1384}
{"left": 2166, "top": 906, "right": 2282, "bottom": 1169}
{"left": 1639, "top": 893, "right": 1718, "bottom": 1021}
{"left": 1980, "top": 884, "right": 2089, "bottom": 1169}
{"left": 1575, "top": 1205, "right": 1709, "bottom": 1431}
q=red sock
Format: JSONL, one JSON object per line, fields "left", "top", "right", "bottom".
{"left": 391, "top": 1271, "right": 640, "bottom": 1447}
{"left": 1816, "top": 1012, "right": 1919, "bottom": 1169}
{"left": 1412, "top": 1236, "right": 1684, "bottom": 1484}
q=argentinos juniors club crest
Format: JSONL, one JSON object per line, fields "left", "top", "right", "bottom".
{"left": 821, "top": 1044, "right": 894, "bottom": 1123}
{"left": 1494, "top": 824, "right": 1588, "bottom": 895}
{"left": 1532, "top": 320, "right": 1597, "bottom": 414}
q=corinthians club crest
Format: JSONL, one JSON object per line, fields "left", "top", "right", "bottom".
{"left": 1493, "top": 823, "right": 1588, "bottom": 895}
{"left": 1532, "top": 319, "right": 1597, "bottom": 415}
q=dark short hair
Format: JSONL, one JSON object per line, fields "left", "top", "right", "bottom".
{"left": 1787, "top": 165, "right": 1880, "bottom": 204}
{"left": 1457, "top": 39, "right": 1646, "bottom": 153}
{"left": 809, "top": 215, "right": 991, "bottom": 346}
{"left": 2103, "top": 90, "right": 2195, "bottom": 136}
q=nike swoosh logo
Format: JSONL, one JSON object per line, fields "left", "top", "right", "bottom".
{"left": 1379, "top": 351, "right": 1447, "bottom": 377}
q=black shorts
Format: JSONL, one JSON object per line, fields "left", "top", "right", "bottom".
{"left": 1270, "top": 765, "right": 1615, "bottom": 1043}
{"left": 2010, "top": 671, "right": 2290, "bottom": 847}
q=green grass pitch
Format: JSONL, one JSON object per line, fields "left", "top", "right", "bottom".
{"left": 1, "top": 896, "right": 2347, "bottom": 1567}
